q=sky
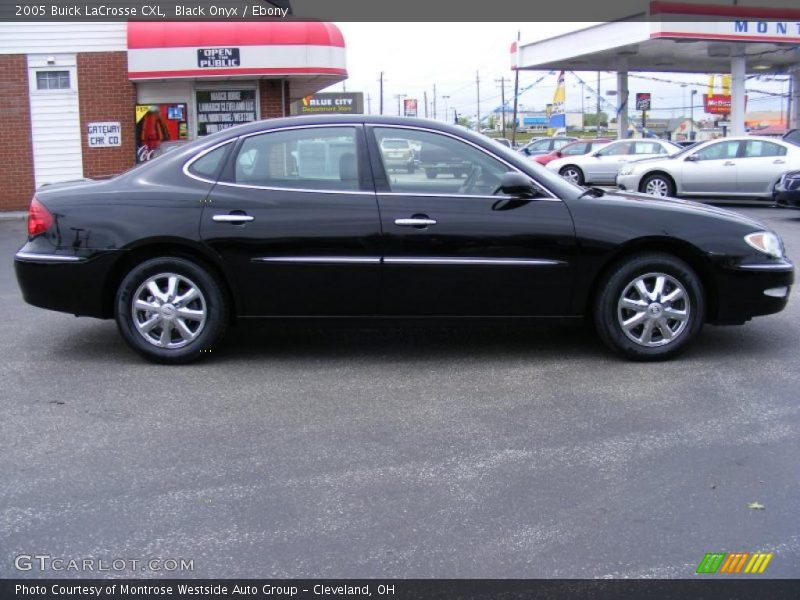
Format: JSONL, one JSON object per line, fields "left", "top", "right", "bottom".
{"left": 327, "top": 22, "right": 791, "bottom": 123}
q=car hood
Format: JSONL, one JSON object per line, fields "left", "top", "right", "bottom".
{"left": 598, "top": 190, "right": 768, "bottom": 229}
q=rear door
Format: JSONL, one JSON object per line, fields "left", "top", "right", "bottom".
{"left": 589, "top": 141, "right": 635, "bottom": 183}
{"left": 737, "top": 140, "right": 789, "bottom": 195}
{"left": 199, "top": 124, "right": 382, "bottom": 316}
{"left": 368, "top": 125, "right": 577, "bottom": 317}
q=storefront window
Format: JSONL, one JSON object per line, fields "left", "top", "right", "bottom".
{"left": 196, "top": 89, "right": 257, "bottom": 136}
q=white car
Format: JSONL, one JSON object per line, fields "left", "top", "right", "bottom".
{"left": 547, "top": 138, "right": 682, "bottom": 186}
{"left": 616, "top": 136, "right": 800, "bottom": 198}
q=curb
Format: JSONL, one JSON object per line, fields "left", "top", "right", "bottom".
{"left": 0, "top": 212, "right": 27, "bottom": 221}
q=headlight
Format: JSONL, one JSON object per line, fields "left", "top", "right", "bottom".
{"left": 619, "top": 165, "right": 635, "bottom": 176}
{"left": 744, "top": 231, "right": 784, "bottom": 258}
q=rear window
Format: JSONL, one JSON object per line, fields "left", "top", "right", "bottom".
{"left": 188, "top": 143, "right": 231, "bottom": 180}
{"left": 382, "top": 139, "right": 410, "bottom": 149}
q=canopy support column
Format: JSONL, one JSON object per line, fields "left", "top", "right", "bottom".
{"left": 616, "top": 57, "right": 629, "bottom": 140}
{"left": 730, "top": 49, "right": 746, "bottom": 136}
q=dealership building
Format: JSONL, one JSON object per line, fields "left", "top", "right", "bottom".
{"left": 0, "top": 21, "right": 347, "bottom": 211}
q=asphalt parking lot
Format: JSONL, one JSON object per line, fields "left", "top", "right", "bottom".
{"left": 1, "top": 205, "right": 798, "bottom": 579}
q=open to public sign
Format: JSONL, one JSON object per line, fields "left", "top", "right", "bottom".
{"left": 197, "top": 48, "right": 241, "bottom": 68}
{"left": 635, "top": 93, "right": 651, "bottom": 112}
{"left": 87, "top": 122, "right": 121, "bottom": 147}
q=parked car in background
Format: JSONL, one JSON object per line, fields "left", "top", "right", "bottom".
{"left": 783, "top": 129, "right": 800, "bottom": 147}
{"left": 493, "top": 137, "right": 514, "bottom": 149}
{"left": 774, "top": 170, "right": 800, "bottom": 209}
{"left": 519, "top": 136, "right": 577, "bottom": 157}
{"left": 380, "top": 137, "right": 416, "bottom": 173}
{"left": 547, "top": 138, "right": 681, "bottom": 185}
{"left": 616, "top": 136, "right": 800, "bottom": 199}
{"left": 14, "top": 115, "right": 793, "bottom": 364}
{"left": 533, "top": 138, "right": 612, "bottom": 166}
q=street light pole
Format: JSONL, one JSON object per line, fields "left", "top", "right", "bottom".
{"left": 690, "top": 89, "right": 697, "bottom": 140}
{"left": 395, "top": 93, "right": 407, "bottom": 116}
{"left": 442, "top": 95, "right": 450, "bottom": 123}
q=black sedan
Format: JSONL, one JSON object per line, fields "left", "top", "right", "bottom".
{"left": 14, "top": 115, "right": 794, "bottom": 364}
{"left": 775, "top": 170, "right": 800, "bottom": 209}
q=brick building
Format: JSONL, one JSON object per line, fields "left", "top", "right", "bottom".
{"left": 0, "top": 22, "right": 347, "bottom": 211}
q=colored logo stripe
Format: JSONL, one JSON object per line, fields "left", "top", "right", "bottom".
{"left": 697, "top": 552, "right": 773, "bottom": 574}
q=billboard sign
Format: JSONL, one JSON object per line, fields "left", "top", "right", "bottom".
{"left": 403, "top": 98, "right": 418, "bottom": 117}
{"left": 635, "top": 93, "right": 651, "bottom": 112}
{"left": 293, "top": 93, "right": 364, "bottom": 115}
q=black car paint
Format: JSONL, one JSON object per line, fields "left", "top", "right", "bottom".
{"left": 775, "top": 170, "right": 800, "bottom": 210}
{"left": 14, "top": 115, "right": 793, "bottom": 326}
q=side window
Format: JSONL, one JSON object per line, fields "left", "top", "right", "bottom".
{"left": 744, "top": 141, "right": 787, "bottom": 158}
{"left": 552, "top": 139, "right": 572, "bottom": 150}
{"left": 561, "top": 143, "right": 589, "bottom": 155}
{"left": 631, "top": 141, "right": 668, "bottom": 155}
{"left": 693, "top": 141, "right": 740, "bottom": 161}
{"left": 233, "top": 127, "right": 360, "bottom": 191}
{"left": 188, "top": 143, "right": 231, "bottom": 180}
{"left": 598, "top": 142, "right": 632, "bottom": 156}
{"left": 373, "top": 127, "right": 509, "bottom": 196}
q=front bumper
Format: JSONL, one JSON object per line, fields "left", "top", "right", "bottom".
{"left": 712, "top": 259, "right": 794, "bottom": 324}
{"left": 615, "top": 172, "right": 642, "bottom": 192}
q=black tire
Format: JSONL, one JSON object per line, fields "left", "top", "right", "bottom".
{"left": 593, "top": 253, "right": 704, "bottom": 361}
{"left": 115, "top": 257, "right": 228, "bottom": 364}
{"left": 640, "top": 173, "right": 676, "bottom": 197}
{"left": 425, "top": 169, "right": 437, "bottom": 179}
{"left": 559, "top": 165, "right": 584, "bottom": 186}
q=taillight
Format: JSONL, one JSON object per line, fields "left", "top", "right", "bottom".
{"left": 27, "top": 196, "right": 53, "bottom": 236}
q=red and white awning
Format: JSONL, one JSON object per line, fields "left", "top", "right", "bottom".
{"left": 127, "top": 22, "right": 347, "bottom": 80}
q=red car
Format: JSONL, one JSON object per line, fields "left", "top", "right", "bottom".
{"left": 533, "top": 138, "right": 612, "bottom": 166}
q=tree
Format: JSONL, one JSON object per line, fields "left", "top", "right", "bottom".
{"left": 584, "top": 112, "right": 608, "bottom": 127}
{"left": 457, "top": 116, "right": 473, "bottom": 128}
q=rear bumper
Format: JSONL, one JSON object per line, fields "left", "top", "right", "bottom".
{"left": 14, "top": 248, "right": 119, "bottom": 318}
{"left": 712, "top": 260, "right": 794, "bottom": 324}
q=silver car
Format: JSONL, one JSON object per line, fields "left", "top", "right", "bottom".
{"left": 546, "top": 138, "right": 681, "bottom": 185}
{"left": 616, "top": 136, "right": 800, "bottom": 198}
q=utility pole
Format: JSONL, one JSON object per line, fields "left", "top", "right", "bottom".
{"left": 496, "top": 77, "right": 511, "bottom": 138}
{"left": 596, "top": 71, "right": 601, "bottom": 136}
{"left": 395, "top": 94, "right": 407, "bottom": 116}
{"left": 424, "top": 90, "right": 429, "bottom": 118}
{"left": 433, "top": 84, "right": 437, "bottom": 120}
{"left": 442, "top": 95, "right": 450, "bottom": 123}
{"left": 580, "top": 82, "right": 585, "bottom": 131}
{"left": 476, "top": 70, "right": 481, "bottom": 131}
{"left": 378, "top": 72, "right": 384, "bottom": 115}
{"left": 511, "top": 32, "right": 521, "bottom": 145}
{"left": 366, "top": 94, "right": 371, "bottom": 115}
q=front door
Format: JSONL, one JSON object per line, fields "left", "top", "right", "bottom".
{"left": 199, "top": 124, "right": 382, "bottom": 316}
{"left": 368, "top": 126, "right": 577, "bottom": 316}
{"left": 680, "top": 140, "right": 741, "bottom": 194}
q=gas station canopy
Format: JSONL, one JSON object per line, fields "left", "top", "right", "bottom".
{"left": 513, "top": 1, "right": 800, "bottom": 137}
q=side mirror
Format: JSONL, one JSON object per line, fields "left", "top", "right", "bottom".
{"left": 499, "top": 172, "right": 537, "bottom": 198}
{"left": 685, "top": 154, "right": 698, "bottom": 162}
{"left": 592, "top": 151, "right": 602, "bottom": 157}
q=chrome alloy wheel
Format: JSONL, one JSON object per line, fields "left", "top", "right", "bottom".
{"left": 617, "top": 272, "right": 690, "bottom": 347}
{"left": 561, "top": 168, "right": 581, "bottom": 184}
{"left": 132, "top": 273, "right": 207, "bottom": 349}
{"left": 644, "top": 177, "right": 670, "bottom": 197}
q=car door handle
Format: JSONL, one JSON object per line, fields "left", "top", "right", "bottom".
{"left": 723, "top": 161, "right": 736, "bottom": 166}
{"left": 394, "top": 217, "right": 437, "bottom": 227}
{"left": 773, "top": 159, "right": 786, "bottom": 164}
{"left": 212, "top": 214, "right": 255, "bottom": 223}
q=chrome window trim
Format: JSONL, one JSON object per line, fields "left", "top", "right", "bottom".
{"left": 15, "top": 251, "right": 85, "bottom": 263}
{"left": 182, "top": 139, "right": 236, "bottom": 185}
{"left": 369, "top": 123, "right": 560, "bottom": 201}
{"left": 184, "top": 121, "right": 563, "bottom": 200}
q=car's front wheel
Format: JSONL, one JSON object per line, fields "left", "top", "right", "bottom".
{"left": 559, "top": 165, "right": 584, "bottom": 185}
{"left": 593, "top": 253, "right": 704, "bottom": 360}
{"left": 115, "top": 257, "right": 228, "bottom": 364}
{"left": 640, "top": 173, "right": 675, "bottom": 197}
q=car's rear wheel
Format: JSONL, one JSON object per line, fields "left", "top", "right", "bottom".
{"left": 425, "top": 169, "right": 437, "bottom": 179}
{"left": 115, "top": 257, "right": 228, "bottom": 364}
{"left": 559, "top": 165, "right": 584, "bottom": 185}
{"left": 641, "top": 173, "right": 675, "bottom": 197}
{"left": 593, "top": 253, "right": 704, "bottom": 360}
